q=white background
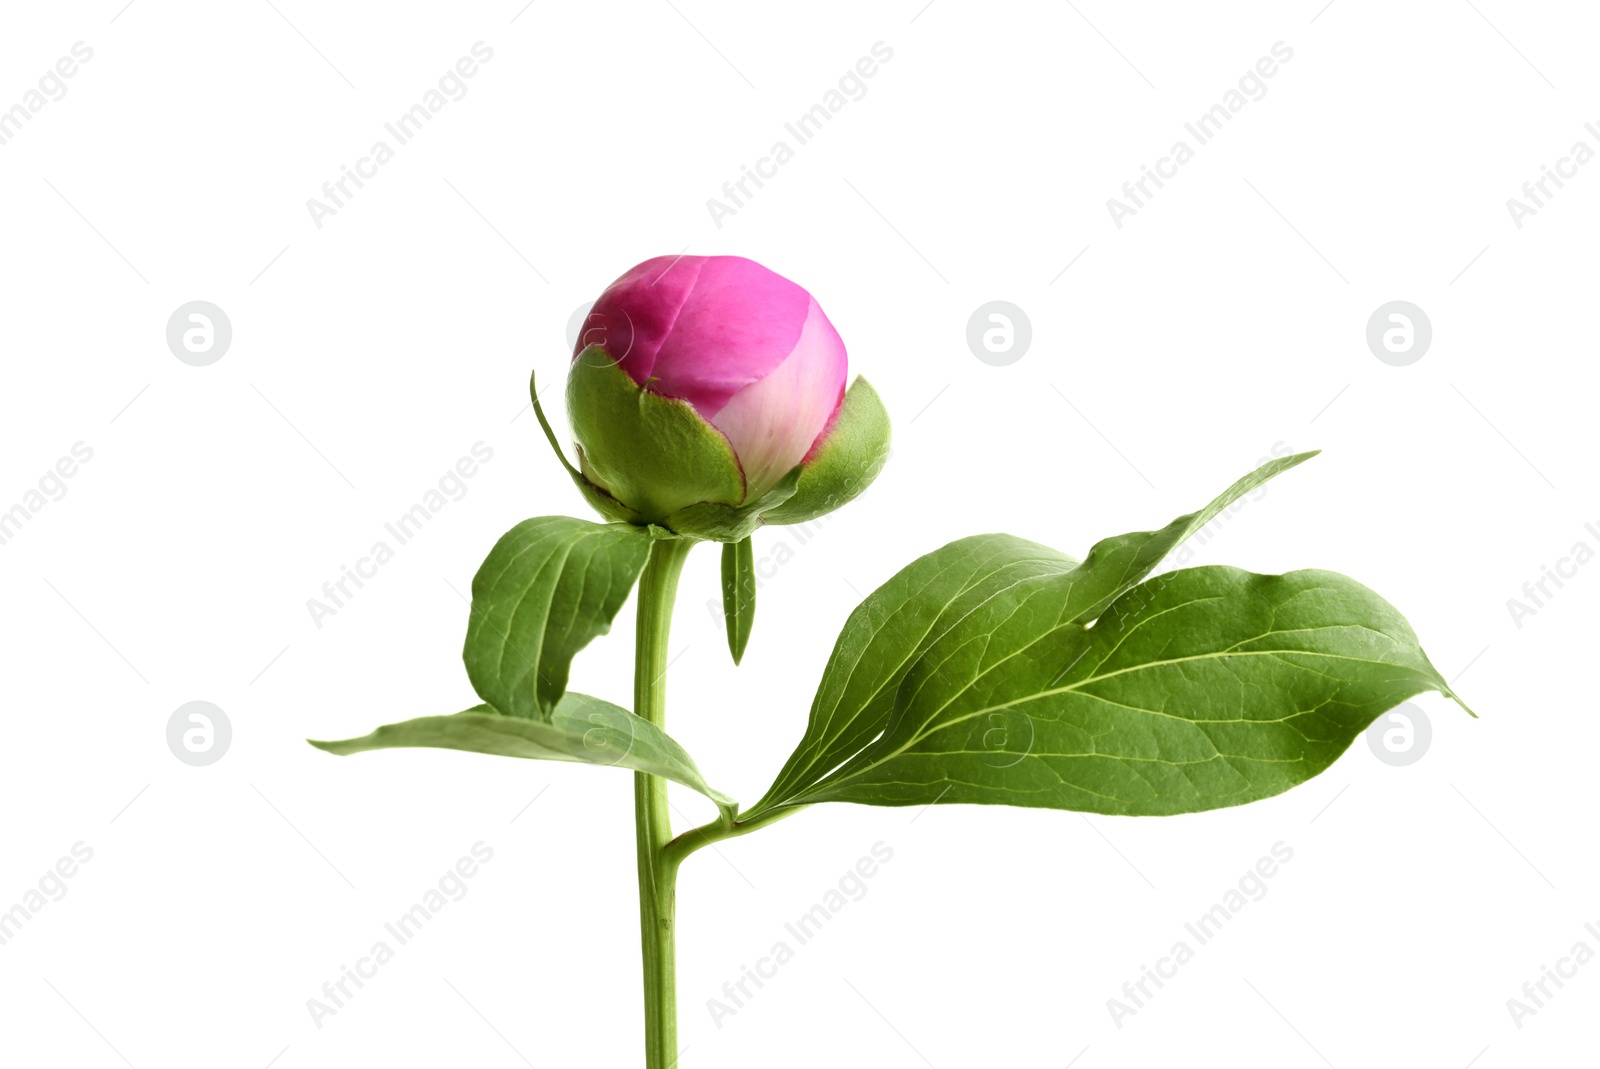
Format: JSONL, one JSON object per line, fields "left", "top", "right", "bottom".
{"left": 0, "top": 1, "right": 1594, "bottom": 1066}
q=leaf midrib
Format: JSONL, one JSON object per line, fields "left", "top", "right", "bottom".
{"left": 817, "top": 632, "right": 1435, "bottom": 800}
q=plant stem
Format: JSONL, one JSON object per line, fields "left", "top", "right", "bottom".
{"left": 664, "top": 805, "right": 805, "bottom": 868}
{"left": 634, "top": 535, "right": 695, "bottom": 1069}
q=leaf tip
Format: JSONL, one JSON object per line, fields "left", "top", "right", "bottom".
{"left": 1282, "top": 448, "right": 1322, "bottom": 467}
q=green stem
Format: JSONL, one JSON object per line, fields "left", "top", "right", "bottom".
{"left": 634, "top": 535, "right": 695, "bottom": 1069}
{"left": 664, "top": 805, "right": 805, "bottom": 869}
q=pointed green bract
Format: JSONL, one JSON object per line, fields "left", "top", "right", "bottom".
{"left": 721, "top": 537, "right": 757, "bottom": 664}
{"left": 310, "top": 694, "right": 736, "bottom": 821}
{"left": 463, "top": 516, "right": 651, "bottom": 719}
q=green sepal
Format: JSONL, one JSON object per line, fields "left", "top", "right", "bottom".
{"left": 531, "top": 368, "right": 641, "bottom": 525}
{"left": 721, "top": 536, "right": 757, "bottom": 665}
{"left": 663, "top": 464, "right": 802, "bottom": 542}
{"left": 536, "top": 362, "right": 888, "bottom": 541}
{"left": 761, "top": 376, "right": 891, "bottom": 526}
{"left": 565, "top": 349, "right": 746, "bottom": 523}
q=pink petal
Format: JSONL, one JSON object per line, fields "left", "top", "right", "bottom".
{"left": 652, "top": 257, "right": 811, "bottom": 417}
{"left": 579, "top": 256, "right": 813, "bottom": 419}
{"left": 709, "top": 298, "right": 847, "bottom": 499}
{"left": 576, "top": 255, "right": 705, "bottom": 386}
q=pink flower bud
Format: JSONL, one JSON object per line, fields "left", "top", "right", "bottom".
{"left": 576, "top": 255, "right": 848, "bottom": 500}
{"left": 557, "top": 255, "right": 890, "bottom": 539}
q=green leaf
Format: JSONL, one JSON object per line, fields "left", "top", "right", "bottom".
{"left": 721, "top": 536, "right": 757, "bottom": 665}
{"left": 1049, "top": 448, "right": 1321, "bottom": 627}
{"left": 750, "top": 451, "right": 1471, "bottom": 819}
{"left": 750, "top": 452, "right": 1316, "bottom": 816}
{"left": 544, "top": 356, "right": 817, "bottom": 541}
{"left": 791, "top": 565, "right": 1467, "bottom": 816}
{"left": 463, "top": 516, "right": 651, "bottom": 719}
{"left": 310, "top": 693, "right": 736, "bottom": 821}
{"left": 749, "top": 532, "right": 1079, "bottom": 817}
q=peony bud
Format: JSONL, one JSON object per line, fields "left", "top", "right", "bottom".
{"left": 550, "top": 255, "right": 890, "bottom": 540}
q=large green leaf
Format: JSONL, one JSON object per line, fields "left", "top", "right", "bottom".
{"left": 748, "top": 451, "right": 1319, "bottom": 817}
{"left": 750, "top": 452, "right": 1470, "bottom": 818}
{"left": 463, "top": 516, "right": 651, "bottom": 719}
{"left": 787, "top": 565, "right": 1467, "bottom": 815}
{"left": 310, "top": 693, "right": 736, "bottom": 820}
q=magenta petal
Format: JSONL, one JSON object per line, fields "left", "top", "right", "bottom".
{"left": 580, "top": 256, "right": 815, "bottom": 420}
{"left": 650, "top": 257, "right": 812, "bottom": 418}
{"left": 577, "top": 255, "right": 706, "bottom": 386}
